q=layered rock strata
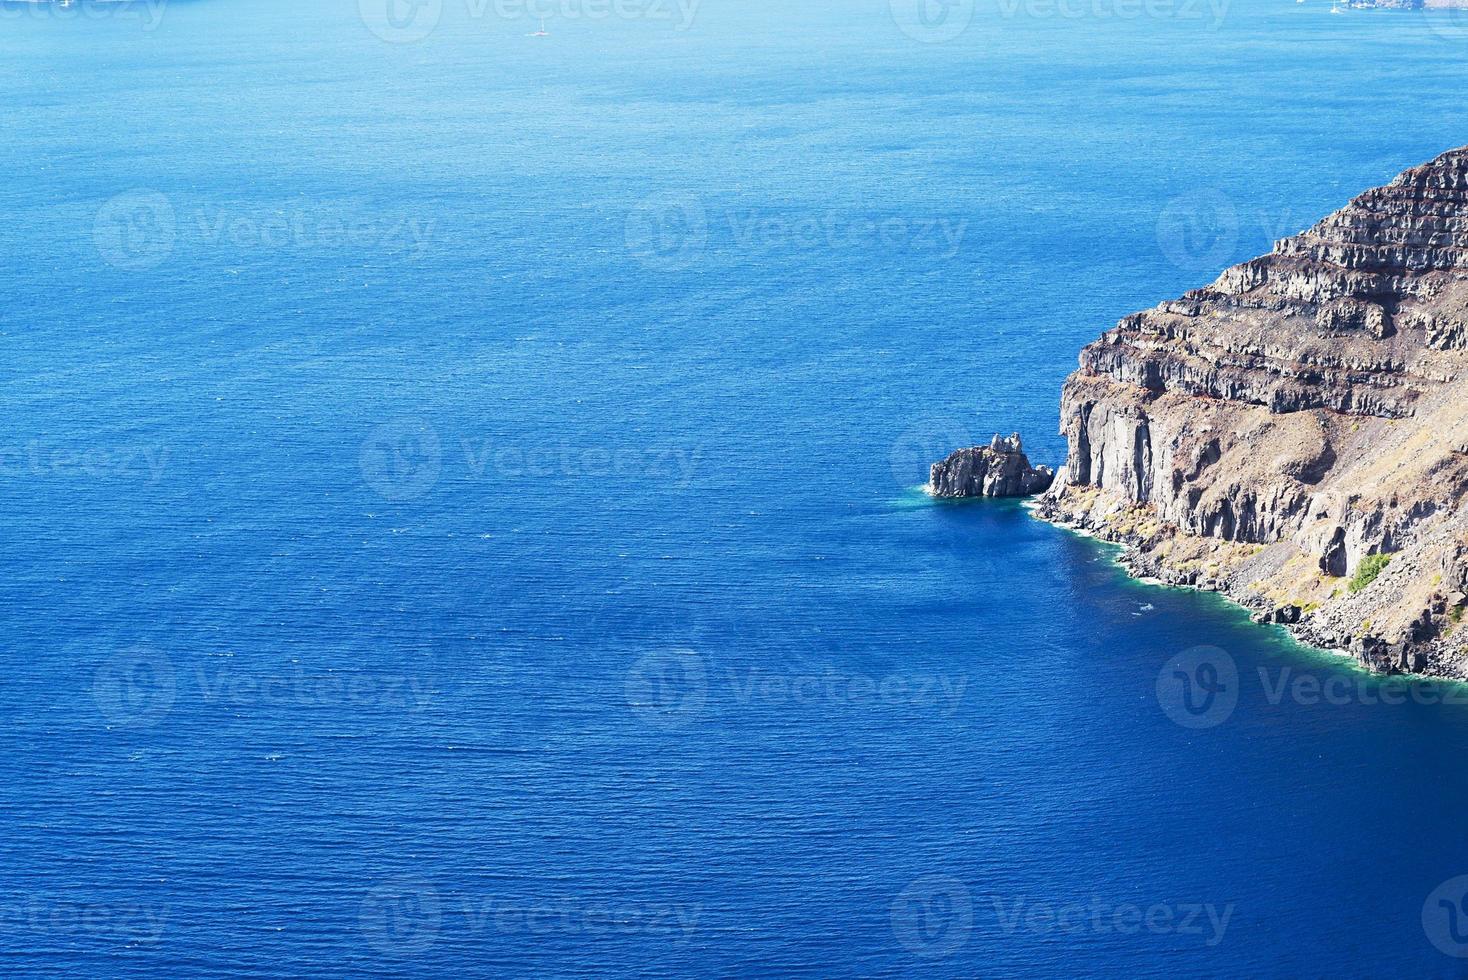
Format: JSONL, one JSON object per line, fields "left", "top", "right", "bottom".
{"left": 930, "top": 434, "right": 1056, "bottom": 498}
{"left": 1037, "top": 146, "right": 1468, "bottom": 678}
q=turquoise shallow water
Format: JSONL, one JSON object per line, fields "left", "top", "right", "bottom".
{"left": 4, "top": 0, "right": 1468, "bottom": 975}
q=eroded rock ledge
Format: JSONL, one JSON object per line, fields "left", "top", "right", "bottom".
{"left": 929, "top": 434, "right": 1055, "bottom": 498}
{"left": 1037, "top": 145, "right": 1468, "bottom": 679}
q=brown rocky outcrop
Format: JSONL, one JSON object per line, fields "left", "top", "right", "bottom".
{"left": 1038, "top": 146, "right": 1468, "bottom": 678}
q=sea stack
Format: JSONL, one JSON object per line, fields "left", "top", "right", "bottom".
{"left": 929, "top": 433, "right": 1056, "bottom": 498}
{"left": 1038, "top": 145, "right": 1468, "bottom": 678}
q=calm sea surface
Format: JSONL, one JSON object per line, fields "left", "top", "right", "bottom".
{"left": 3, "top": 0, "right": 1468, "bottom": 975}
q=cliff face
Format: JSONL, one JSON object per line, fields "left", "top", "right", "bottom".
{"left": 930, "top": 434, "right": 1055, "bottom": 498}
{"left": 1039, "top": 146, "right": 1468, "bottom": 678}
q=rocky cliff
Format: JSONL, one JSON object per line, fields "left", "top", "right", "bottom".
{"left": 1038, "top": 145, "right": 1468, "bottom": 678}
{"left": 930, "top": 434, "right": 1055, "bottom": 498}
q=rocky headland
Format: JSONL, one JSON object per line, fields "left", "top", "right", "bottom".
{"left": 929, "top": 434, "right": 1055, "bottom": 498}
{"left": 1034, "top": 145, "right": 1468, "bottom": 679}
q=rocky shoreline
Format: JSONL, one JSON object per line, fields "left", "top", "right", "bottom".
{"left": 933, "top": 147, "right": 1468, "bottom": 679}
{"left": 1027, "top": 146, "right": 1468, "bottom": 680}
{"left": 1032, "top": 492, "right": 1442, "bottom": 675}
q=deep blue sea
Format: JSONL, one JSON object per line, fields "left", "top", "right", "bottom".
{"left": 4, "top": 0, "right": 1468, "bottom": 975}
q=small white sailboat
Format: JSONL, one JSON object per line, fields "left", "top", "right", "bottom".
{"left": 1329, "top": 1, "right": 1345, "bottom": 12}
{"left": 530, "top": 17, "right": 549, "bottom": 36}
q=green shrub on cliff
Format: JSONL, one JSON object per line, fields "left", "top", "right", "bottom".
{"left": 1348, "top": 553, "right": 1393, "bottom": 594}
